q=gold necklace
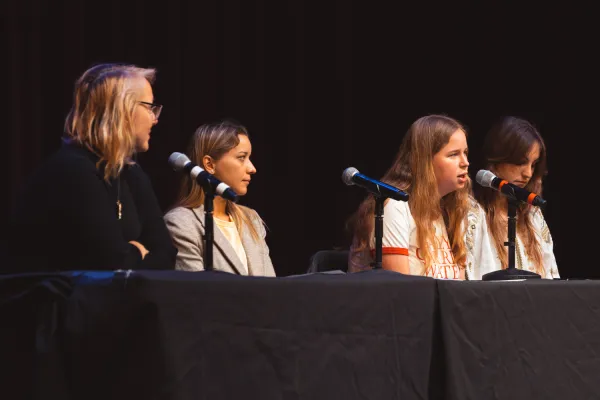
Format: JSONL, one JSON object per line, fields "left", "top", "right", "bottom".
{"left": 116, "top": 177, "right": 122, "bottom": 220}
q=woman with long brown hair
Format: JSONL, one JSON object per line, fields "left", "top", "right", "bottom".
{"left": 472, "top": 116, "right": 559, "bottom": 279}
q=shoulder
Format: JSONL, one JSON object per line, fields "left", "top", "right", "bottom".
{"left": 468, "top": 195, "right": 484, "bottom": 213}
{"left": 126, "top": 161, "right": 145, "bottom": 175}
{"left": 237, "top": 204, "right": 268, "bottom": 236}
{"left": 24, "top": 146, "right": 101, "bottom": 193}
{"left": 237, "top": 204, "right": 262, "bottom": 221}
{"left": 124, "top": 162, "right": 152, "bottom": 187}
{"left": 47, "top": 144, "right": 99, "bottom": 175}
{"left": 384, "top": 198, "right": 410, "bottom": 216}
{"left": 238, "top": 204, "right": 266, "bottom": 227}
{"left": 467, "top": 196, "right": 486, "bottom": 222}
{"left": 381, "top": 199, "right": 412, "bottom": 235}
{"left": 529, "top": 207, "right": 549, "bottom": 232}
{"left": 465, "top": 197, "right": 487, "bottom": 253}
{"left": 164, "top": 207, "right": 203, "bottom": 239}
{"left": 165, "top": 206, "right": 197, "bottom": 222}
{"left": 530, "top": 207, "right": 552, "bottom": 243}
{"left": 530, "top": 206, "right": 546, "bottom": 224}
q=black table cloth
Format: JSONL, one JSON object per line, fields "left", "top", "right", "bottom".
{"left": 1, "top": 269, "right": 438, "bottom": 400}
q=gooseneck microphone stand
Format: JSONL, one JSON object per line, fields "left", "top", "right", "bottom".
{"left": 341, "top": 167, "right": 409, "bottom": 270}
{"left": 482, "top": 197, "right": 541, "bottom": 281}
{"left": 372, "top": 196, "right": 385, "bottom": 269}
{"left": 202, "top": 183, "right": 215, "bottom": 272}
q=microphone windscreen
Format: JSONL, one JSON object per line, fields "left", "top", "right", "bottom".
{"left": 475, "top": 170, "right": 495, "bottom": 188}
{"left": 342, "top": 167, "right": 359, "bottom": 186}
{"left": 168, "top": 152, "right": 191, "bottom": 171}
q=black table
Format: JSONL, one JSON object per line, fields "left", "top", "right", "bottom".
{"left": 4, "top": 270, "right": 600, "bottom": 400}
{"left": 438, "top": 279, "right": 600, "bottom": 400}
{"left": 0, "top": 269, "right": 439, "bottom": 400}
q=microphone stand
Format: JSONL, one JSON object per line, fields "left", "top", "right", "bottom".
{"left": 482, "top": 197, "right": 541, "bottom": 281}
{"left": 372, "top": 195, "right": 385, "bottom": 269}
{"left": 202, "top": 183, "right": 215, "bottom": 272}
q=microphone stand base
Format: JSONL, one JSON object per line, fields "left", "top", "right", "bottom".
{"left": 482, "top": 268, "right": 542, "bottom": 281}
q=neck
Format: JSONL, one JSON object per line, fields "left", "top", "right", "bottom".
{"left": 213, "top": 196, "right": 229, "bottom": 220}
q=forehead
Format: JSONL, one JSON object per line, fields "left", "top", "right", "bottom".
{"left": 234, "top": 134, "right": 251, "bottom": 148}
{"left": 526, "top": 141, "right": 540, "bottom": 160}
{"left": 444, "top": 129, "right": 467, "bottom": 146}
{"left": 130, "top": 77, "right": 153, "bottom": 99}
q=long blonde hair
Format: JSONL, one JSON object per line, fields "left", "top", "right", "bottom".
{"left": 349, "top": 115, "right": 471, "bottom": 271}
{"left": 173, "top": 120, "right": 263, "bottom": 242}
{"left": 64, "top": 63, "right": 156, "bottom": 181}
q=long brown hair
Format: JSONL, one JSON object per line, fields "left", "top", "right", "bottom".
{"left": 474, "top": 116, "right": 547, "bottom": 273}
{"left": 173, "top": 120, "right": 262, "bottom": 242}
{"left": 64, "top": 63, "right": 156, "bottom": 180}
{"left": 349, "top": 114, "right": 471, "bottom": 272}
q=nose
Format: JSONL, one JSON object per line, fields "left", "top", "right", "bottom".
{"left": 523, "top": 164, "right": 533, "bottom": 179}
{"left": 461, "top": 153, "right": 469, "bottom": 168}
{"left": 248, "top": 160, "right": 257, "bottom": 174}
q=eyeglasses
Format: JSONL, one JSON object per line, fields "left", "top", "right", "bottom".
{"left": 139, "top": 101, "right": 163, "bottom": 120}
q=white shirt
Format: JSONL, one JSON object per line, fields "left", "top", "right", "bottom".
{"left": 468, "top": 206, "right": 560, "bottom": 280}
{"left": 349, "top": 199, "right": 463, "bottom": 279}
{"left": 214, "top": 216, "right": 249, "bottom": 275}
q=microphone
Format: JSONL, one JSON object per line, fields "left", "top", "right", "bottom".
{"left": 342, "top": 167, "right": 409, "bottom": 201}
{"left": 475, "top": 170, "right": 546, "bottom": 208}
{"left": 168, "top": 152, "right": 238, "bottom": 202}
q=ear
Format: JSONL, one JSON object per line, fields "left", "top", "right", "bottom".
{"left": 202, "top": 155, "right": 215, "bottom": 174}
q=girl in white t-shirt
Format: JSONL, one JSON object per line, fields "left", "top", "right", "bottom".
{"left": 471, "top": 116, "right": 559, "bottom": 279}
{"left": 348, "top": 114, "right": 475, "bottom": 279}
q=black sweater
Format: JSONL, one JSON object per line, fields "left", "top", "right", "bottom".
{"left": 7, "top": 143, "right": 177, "bottom": 272}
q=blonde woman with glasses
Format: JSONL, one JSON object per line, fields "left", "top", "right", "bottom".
{"left": 7, "top": 63, "right": 177, "bottom": 273}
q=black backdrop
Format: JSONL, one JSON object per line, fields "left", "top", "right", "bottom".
{"left": 3, "top": 1, "right": 596, "bottom": 277}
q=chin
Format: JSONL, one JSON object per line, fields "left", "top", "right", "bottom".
{"left": 135, "top": 142, "right": 150, "bottom": 153}
{"left": 454, "top": 183, "right": 466, "bottom": 192}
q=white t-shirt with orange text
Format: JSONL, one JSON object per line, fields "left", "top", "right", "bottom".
{"left": 349, "top": 199, "right": 463, "bottom": 279}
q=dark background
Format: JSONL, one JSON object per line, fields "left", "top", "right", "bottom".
{"left": 3, "top": 1, "right": 596, "bottom": 277}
